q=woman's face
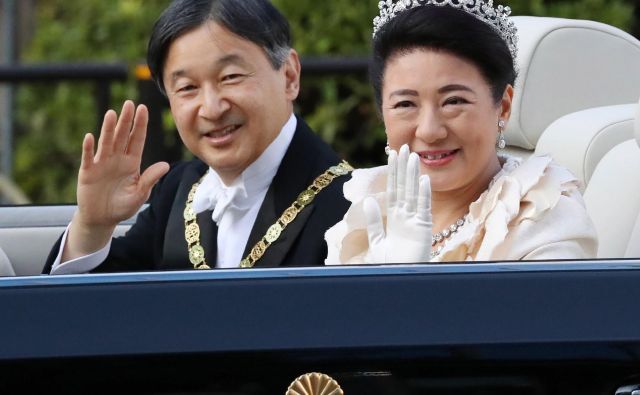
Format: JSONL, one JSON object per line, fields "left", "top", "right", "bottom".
{"left": 382, "top": 48, "right": 513, "bottom": 193}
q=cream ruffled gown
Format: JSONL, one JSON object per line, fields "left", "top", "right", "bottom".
{"left": 324, "top": 155, "right": 598, "bottom": 264}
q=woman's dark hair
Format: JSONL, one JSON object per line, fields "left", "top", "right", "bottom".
{"left": 147, "top": 0, "right": 292, "bottom": 95}
{"left": 370, "top": 5, "right": 517, "bottom": 109}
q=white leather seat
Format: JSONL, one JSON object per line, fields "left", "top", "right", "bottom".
{"left": 583, "top": 98, "right": 640, "bottom": 258}
{"left": 535, "top": 104, "right": 637, "bottom": 189}
{"left": 0, "top": 246, "right": 15, "bottom": 277}
{"left": 0, "top": 205, "right": 137, "bottom": 276}
{"left": 505, "top": 16, "right": 640, "bottom": 177}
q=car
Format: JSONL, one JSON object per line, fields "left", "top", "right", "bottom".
{"left": 1, "top": 261, "right": 640, "bottom": 394}
{"left": 1, "top": 15, "right": 640, "bottom": 395}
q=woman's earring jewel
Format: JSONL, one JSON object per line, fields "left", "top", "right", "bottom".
{"left": 385, "top": 142, "right": 391, "bottom": 156}
{"left": 497, "top": 120, "right": 506, "bottom": 149}
{"left": 496, "top": 131, "right": 506, "bottom": 149}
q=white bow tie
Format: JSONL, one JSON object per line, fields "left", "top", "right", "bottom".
{"left": 192, "top": 172, "right": 253, "bottom": 224}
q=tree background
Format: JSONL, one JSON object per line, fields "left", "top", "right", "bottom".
{"left": 14, "top": 0, "right": 636, "bottom": 203}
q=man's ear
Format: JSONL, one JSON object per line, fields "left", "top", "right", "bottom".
{"left": 283, "top": 49, "right": 301, "bottom": 101}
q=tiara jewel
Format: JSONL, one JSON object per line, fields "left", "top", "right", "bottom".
{"left": 373, "top": 0, "right": 518, "bottom": 64}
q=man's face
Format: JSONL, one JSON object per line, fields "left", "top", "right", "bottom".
{"left": 162, "top": 21, "right": 300, "bottom": 184}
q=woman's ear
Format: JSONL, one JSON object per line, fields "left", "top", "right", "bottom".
{"left": 283, "top": 49, "right": 301, "bottom": 101}
{"left": 499, "top": 84, "right": 514, "bottom": 121}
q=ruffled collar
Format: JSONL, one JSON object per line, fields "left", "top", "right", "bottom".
{"left": 325, "top": 154, "right": 581, "bottom": 264}
{"left": 438, "top": 155, "right": 579, "bottom": 261}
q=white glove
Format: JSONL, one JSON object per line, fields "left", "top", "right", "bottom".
{"left": 363, "top": 144, "right": 433, "bottom": 263}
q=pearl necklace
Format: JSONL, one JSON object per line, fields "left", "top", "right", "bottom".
{"left": 431, "top": 215, "right": 467, "bottom": 258}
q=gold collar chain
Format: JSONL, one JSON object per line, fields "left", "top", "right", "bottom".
{"left": 184, "top": 161, "right": 353, "bottom": 269}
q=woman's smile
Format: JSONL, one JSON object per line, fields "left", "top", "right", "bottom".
{"left": 382, "top": 49, "right": 507, "bottom": 193}
{"left": 417, "top": 149, "right": 460, "bottom": 167}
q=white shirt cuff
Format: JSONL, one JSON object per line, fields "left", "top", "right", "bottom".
{"left": 49, "top": 225, "right": 112, "bottom": 275}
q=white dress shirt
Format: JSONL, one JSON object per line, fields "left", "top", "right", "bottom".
{"left": 192, "top": 114, "right": 296, "bottom": 267}
{"left": 50, "top": 114, "right": 297, "bottom": 274}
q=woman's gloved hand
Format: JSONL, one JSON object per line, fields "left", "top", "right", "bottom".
{"left": 363, "top": 144, "right": 433, "bottom": 263}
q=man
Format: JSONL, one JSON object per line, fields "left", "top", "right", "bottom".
{"left": 44, "top": 0, "right": 351, "bottom": 274}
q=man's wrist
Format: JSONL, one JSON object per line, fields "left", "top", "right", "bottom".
{"left": 64, "top": 215, "right": 116, "bottom": 259}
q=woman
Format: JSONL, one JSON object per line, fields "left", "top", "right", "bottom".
{"left": 325, "top": 0, "right": 597, "bottom": 264}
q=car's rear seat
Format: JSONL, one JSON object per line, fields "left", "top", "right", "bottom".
{"left": 0, "top": 245, "right": 14, "bottom": 276}
{"left": 505, "top": 16, "right": 640, "bottom": 191}
{"left": 0, "top": 206, "right": 137, "bottom": 276}
{"left": 583, "top": 98, "right": 640, "bottom": 258}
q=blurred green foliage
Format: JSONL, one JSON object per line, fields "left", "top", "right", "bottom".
{"left": 15, "top": 0, "right": 170, "bottom": 203}
{"left": 15, "top": 0, "right": 636, "bottom": 203}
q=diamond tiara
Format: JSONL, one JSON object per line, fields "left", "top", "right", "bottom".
{"left": 373, "top": 0, "right": 518, "bottom": 64}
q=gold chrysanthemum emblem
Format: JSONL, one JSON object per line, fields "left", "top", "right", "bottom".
{"left": 286, "top": 372, "right": 343, "bottom": 395}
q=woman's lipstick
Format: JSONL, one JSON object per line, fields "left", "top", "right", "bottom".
{"left": 418, "top": 149, "right": 459, "bottom": 167}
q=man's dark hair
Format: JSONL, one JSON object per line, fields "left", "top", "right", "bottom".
{"left": 147, "top": 0, "right": 292, "bottom": 94}
{"left": 370, "top": 6, "right": 517, "bottom": 110}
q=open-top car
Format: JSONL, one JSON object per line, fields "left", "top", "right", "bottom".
{"left": 2, "top": 15, "right": 640, "bottom": 394}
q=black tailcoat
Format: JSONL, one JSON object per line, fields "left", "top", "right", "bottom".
{"left": 44, "top": 118, "right": 350, "bottom": 273}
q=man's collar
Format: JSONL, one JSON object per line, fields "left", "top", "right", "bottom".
{"left": 192, "top": 113, "right": 297, "bottom": 215}
{"left": 240, "top": 113, "right": 297, "bottom": 188}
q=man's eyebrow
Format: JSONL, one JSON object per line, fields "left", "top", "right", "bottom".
{"left": 438, "top": 84, "right": 475, "bottom": 94}
{"left": 216, "top": 53, "right": 248, "bottom": 68}
{"left": 167, "top": 54, "right": 249, "bottom": 84}
{"left": 169, "top": 69, "right": 186, "bottom": 82}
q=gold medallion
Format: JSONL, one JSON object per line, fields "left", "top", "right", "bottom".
{"left": 251, "top": 240, "right": 267, "bottom": 261}
{"left": 183, "top": 204, "right": 196, "bottom": 221}
{"left": 265, "top": 223, "right": 283, "bottom": 243}
{"left": 189, "top": 245, "right": 205, "bottom": 265}
{"left": 296, "top": 189, "right": 315, "bottom": 206}
{"left": 313, "top": 174, "right": 332, "bottom": 189}
{"left": 281, "top": 207, "right": 298, "bottom": 224}
{"left": 185, "top": 222, "right": 200, "bottom": 244}
{"left": 239, "top": 258, "right": 252, "bottom": 268}
{"left": 329, "top": 162, "right": 350, "bottom": 176}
